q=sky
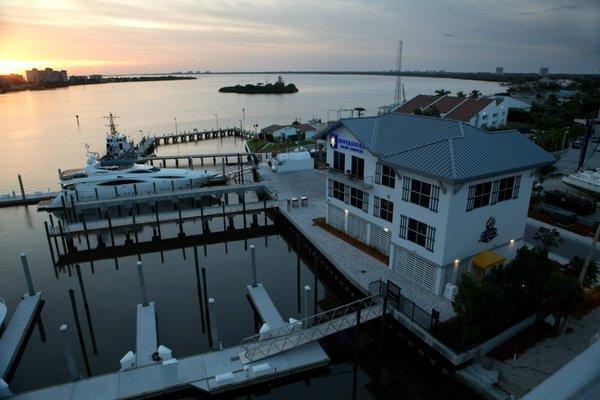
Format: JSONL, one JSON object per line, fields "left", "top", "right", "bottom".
{"left": 0, "top": 0, "right": 599, "bottom": 75}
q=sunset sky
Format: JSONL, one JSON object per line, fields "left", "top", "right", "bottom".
{"left": 1, "top": 0, "right": 598, "bottom": 75}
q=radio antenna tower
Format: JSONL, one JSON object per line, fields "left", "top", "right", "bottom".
{"left": 394, "top": 41, "right": 405, "bottom": 106}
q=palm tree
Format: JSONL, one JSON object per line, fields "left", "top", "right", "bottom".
{"left": 535, "top": 165, "right": 558, "bottom": 210}
{"left": 469, "top": 89, "right": 481, "bottom": 99}
{"left": 353, "top": 107, "right": 366, "bottom": 117}
{"left": 435, "top": 89, "right": 450, "bottom": 96}
{"left": 456, "top": 91, "right": 466, "bottom": 98}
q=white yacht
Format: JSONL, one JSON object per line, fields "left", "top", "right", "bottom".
{"left": 562, "top": 168, "right": 600, "bottom": 197}
{"left": 38, "top": 154, "right": 220, "bottom": 211}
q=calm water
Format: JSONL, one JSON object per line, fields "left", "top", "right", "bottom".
{"left": 0, "top": 75, "right": 488, "bottom": 397}
{"left": 0, "top": 74, "right": 501, "bottom": 193}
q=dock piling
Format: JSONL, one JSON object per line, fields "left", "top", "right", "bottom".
{"left": 208, "top": 298, "right": 221, "bottom": 350}
{"left": 250, "top": 244, "right": 257, "bottom": 287}
{"left": 137, "top": 261, "right": 149, "bottom": 307}
{"left": 17, "top": 174, "right": 25, "bottom": 200}
{"left": 59, "top": 324, "right": 79, "bottom": 381}
{"left": 19, "top": 253, "right": 35, "bottom": 296}
{"left": 304, "top": 285, "right": 312, "bottom": 319}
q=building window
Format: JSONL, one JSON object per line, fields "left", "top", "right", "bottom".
{"left": 482, "top": 114, "right": 488, "bottom": 120}
{"left": 331, "top": 180, "right": 345, "bottom": 202}
{"left": 373, "top": 197, "right": 393, "bottom": 222}
{"left": 399, "top": 215, "right": 435, "bottom": 252}
{"left": 333, "top": 151, "right": 345, "bottom": 173}
{"left": 402, "top": 177, "right": 440, "bottom": 212}
{"left": 375, "top": 163, "right": 396, "bottom": 188}
{"left": 497, "top": 177, "right": 515, "bottom": 202}
{"left": 491, "top": 175, "right": 522, "bottom": 204}
{"left": 492, "top": 113, "right": 498, "bottom": 118}
{"left": 350, "top": 186, "right": 368, "bottom": 212}
{"left": 351, "top": 156, "right": 364, "bottom": 179}
{"left": 467, "top": 181, "right": 492, "bottom": 211}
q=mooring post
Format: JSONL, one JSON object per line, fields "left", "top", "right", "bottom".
{"left": 106, "top": 213, "right": 115, "bottom": 247}
{"left": 221, "top": 158, "right": 225, "bottom": 179}
{"left": 250, "top": 244, "right": 257, "bottom": 287}
{"left": 242, "top": 193, "right": 247, "bottom": 229}
{"left": 59, "top": 324, "right": 79, "bottom": 381}
{"left": 20, "top": 252, "right": 35, "bottom": 295}
{"left": 304, "top": 285, "right": 312, "bottom": 320}
{"left": 208, "top": 298, "right": 221, "bottom": 349}
{"left": 82, "top": 216, "right": 91, "bottom": 251}
{"left": 17, "top": 174, "right": 25, "bottom": 200}
{"left": 137, "top": 261, "right": 149, "bottom": 307}
{"left": 44, "top": 221, "right": 56, "bottom": 265}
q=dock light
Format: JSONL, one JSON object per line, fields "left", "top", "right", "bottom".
{"left": 383, "top": 227, "right": 389, "bottom": 232}
{"left": 344, "top": 209, "right": 349, "bottom": 214}
{"left": 510, "top": 239, "right": 515, "bottom": 244}
{"left": 454, "top": 259, "right": 460, "bottom": 266}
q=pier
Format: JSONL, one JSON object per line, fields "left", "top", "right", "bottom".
{"left": 150, "top": 127, "right": 257, "bottom": 147}
{"left": 0, "top": 175, "right": 58, "bottom": 208}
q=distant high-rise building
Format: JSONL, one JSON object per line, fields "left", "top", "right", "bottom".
{"left": 539, "top": 67, "right": 549, "bottom": 77}
{"left": 25, "top": 67, "right": 68, "bottom": 83}
{"left": 495, "top": 67, "right": 504, "bottom": 76}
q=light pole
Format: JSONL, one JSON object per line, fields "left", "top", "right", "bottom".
{"left": 215, "top": 114, "right": 219, "bottom": 130}
{"left": 239, "top": 119, "right": 243, "bottom": 130}
{"left": 139, "top": 129, "right": 143, "bottom": 141}
{"left": 174, "top": 118, "right": 178, "bottom": 134}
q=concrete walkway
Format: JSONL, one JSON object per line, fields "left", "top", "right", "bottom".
{"left": 259, "top": 165, "right": 455, "bottom": 321}
{"left": 489, "top": 307, "right": 600, "bottom": 398}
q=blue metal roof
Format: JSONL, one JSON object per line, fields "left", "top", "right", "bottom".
{"left": 324, "top": 113, "right": 555, "bottom": 183}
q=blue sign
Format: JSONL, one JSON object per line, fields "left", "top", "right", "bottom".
{"left": 329, "top": 133, "right": 364, "bottom": 153}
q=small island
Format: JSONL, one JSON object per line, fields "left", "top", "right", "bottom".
{"left": 219, "top": 75, "right": 298, "bottom": 94}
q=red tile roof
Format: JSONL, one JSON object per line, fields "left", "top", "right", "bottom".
{"left": 394, "top": 95, "right": 440, "bottom": 114}
{"left": 428, "top": 96, "right": 467, "bottom": 114}
{"left": 443, "top": 98, "right": 494, "bottom": 122}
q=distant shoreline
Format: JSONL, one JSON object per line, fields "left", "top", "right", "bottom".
{"left": 111, "top": 70, "right": 599, "bottom": 84}
{"left": 0, "top": 75, "right": 196, "bottom": 95}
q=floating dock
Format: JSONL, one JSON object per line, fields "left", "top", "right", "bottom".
{"left": 0, "top": 293, "right": 42, "bottom": 380}
{"left": 7, "top": 283, "right": 332, "bottom": 399}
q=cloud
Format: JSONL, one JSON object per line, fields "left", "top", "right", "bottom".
{"left": 0, "top": 0, "right": 598, "bottom": 74}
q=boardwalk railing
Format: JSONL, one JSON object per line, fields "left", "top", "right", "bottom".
{"left": 241, "top": 294, "right": 383, "bottom": 362}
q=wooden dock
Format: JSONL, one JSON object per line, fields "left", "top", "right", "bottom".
{"left": 151, "top": 127, "right": 257, "bottom": 146}
{"left": 49, "top": 199, "right": 278, "bottom": 237}
{"left": 0, "top": 293, "right": 42, "bottom": 379}
{"left": 136, "top": 302, "right": 158, "bottom": 367}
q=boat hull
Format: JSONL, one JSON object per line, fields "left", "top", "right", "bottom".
{"left": 562, "top": 175, "right": 600, "bottom": 198}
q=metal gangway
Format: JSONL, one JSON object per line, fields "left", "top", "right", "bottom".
{"left": 241, "top": 293, "right": 383, "bottom": 362}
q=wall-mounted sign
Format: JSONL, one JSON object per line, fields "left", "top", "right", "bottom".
{"left": 479, "top": 217, "right": 498, "bottom": 243}
{"left": 329, "top": 132, "right": 364, "bottom": 154}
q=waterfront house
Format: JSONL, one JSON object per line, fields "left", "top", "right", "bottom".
{"left": 322, "top": 113, "right": 555, "bottom": 298}
{"left": 261, "top": 123, "right": 319, "bottom": 141}
{"left": 394, "top": 94, "right": 510, "bottom": 129}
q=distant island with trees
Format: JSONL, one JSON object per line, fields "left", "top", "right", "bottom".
{"left": 219, "top": 75, "right": 298, "bottom": 94}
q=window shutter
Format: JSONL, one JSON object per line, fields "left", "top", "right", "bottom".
{"left": 402, "top": 177, "right": 411, "bottom": 202}
{"left": 430, "top": 185, "right": 440, "bottom": 212}
{"left": 490, "top": 180, "right": 500, "bottom": 205}
{"left": 426, "top": 226, "right": 436, "bottom": 252}
{"left": 466, "top": 185, "right": 475, "bottom": 211}
{"left": 362, "top": 192, "right": 369, "bottom": 212}
{"left": 373, "top": 196, "right": 380, "bottom": 217}
{"left": 327, "top": 179, "right": 333, "bottom": 197}
{"left": 399, "top": 215, "right": 408, "bottom": 239}
{"left": 513, "top": 176, "right": 521, "bottom": 199}
{"left": 375, "top": 163, "right": 382, "bottom": 184}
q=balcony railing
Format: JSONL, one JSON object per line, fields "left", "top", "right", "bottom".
{"left": 327, "top": 168, "right": 373, "bottom": 189}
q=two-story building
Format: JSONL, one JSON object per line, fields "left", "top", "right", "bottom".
{"left": 323, "top": 113, "right": 555, "bottom": 298}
